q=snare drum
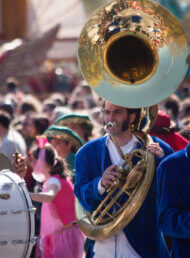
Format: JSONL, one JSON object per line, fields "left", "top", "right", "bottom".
{"left": 0, "top": 169, "right": 35, "bottom": 258}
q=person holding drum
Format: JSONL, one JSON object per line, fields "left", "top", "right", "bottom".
{"left": 14, "top": 142, "right": 85, "bottom": 258}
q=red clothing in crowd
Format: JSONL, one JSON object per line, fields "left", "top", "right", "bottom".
{"left": 150, "top": 110, "right": 188, "bottom": 152}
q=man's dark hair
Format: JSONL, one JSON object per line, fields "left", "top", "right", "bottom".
{"left": 127, "top": 108, "right": 141, "bottom": 127}
{"left": 0, "top": 111, "right": 11, "bottom": 129}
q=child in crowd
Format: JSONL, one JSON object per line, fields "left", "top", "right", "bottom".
{"left": 29, "top": 142, "right": 85, "bottom": 258}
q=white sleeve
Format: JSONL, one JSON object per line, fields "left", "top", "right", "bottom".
{"left": 46, "top": 177, "right": 61, "bottom": 191}
{"left": 98, "top": 178, "right": 106, "bottom": 195}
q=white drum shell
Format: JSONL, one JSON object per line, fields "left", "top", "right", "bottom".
{"left": 0, "top": 170, "right": 35, "bottom": 258}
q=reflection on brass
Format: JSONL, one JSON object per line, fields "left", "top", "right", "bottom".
{"left": 0, "top": 193, "right": 10, "bottom": 200}
{"left": 103, "top": 31, "right": 158, "bottom": 84}
{"left": 78, "top": 0, "right": 187, "bottom": 92}
{"left": 138, "top": 104, "right": 158, "bottom": 132}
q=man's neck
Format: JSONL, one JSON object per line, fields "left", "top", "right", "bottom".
{"left": 114, "top": 130, "right": 133, "bottom": 146}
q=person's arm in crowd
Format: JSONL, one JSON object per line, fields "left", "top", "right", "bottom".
{"left": 30, "top": 184, "right": 59, "bottom": 203}
{"left": 151, "top": 136, "right": 174, "bottom": 167}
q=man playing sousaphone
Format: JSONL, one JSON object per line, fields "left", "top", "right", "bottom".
{"left": 75, "top": 0, "right": 189, "bottom": 254}
{"left": 74, "top": 100, "right": 173, "bottom": 257}
{"left": 74, "top": 0, "right": 189, "bottom": 254}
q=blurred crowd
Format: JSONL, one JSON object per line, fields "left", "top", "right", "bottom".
{"left": 0, "top": 76, "right": 189, "bottom": 159}
{"left": 0, "top": 75, "right": 189, "bottom": 257}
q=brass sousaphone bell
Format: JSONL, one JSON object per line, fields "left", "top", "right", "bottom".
{"left": 78, "top": 0, "right": 188, "bottom": 108}
{"left": 76, "top": 0, "right": 189, "bottom": 240}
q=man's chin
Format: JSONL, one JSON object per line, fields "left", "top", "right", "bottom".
{"left": 109, "top": 128, "right": 119, "bottom": 136}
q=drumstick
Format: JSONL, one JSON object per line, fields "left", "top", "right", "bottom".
{"left": 12, "top": 131, "right": 20, "bottom": 164}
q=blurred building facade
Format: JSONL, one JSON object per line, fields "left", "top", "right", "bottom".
{"left": 0, "top": 0, "right": 28, "bottom": 40}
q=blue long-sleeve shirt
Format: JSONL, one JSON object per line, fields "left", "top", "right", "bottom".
{"left": 157, "top": 142, "right": 190, "bottom": 258}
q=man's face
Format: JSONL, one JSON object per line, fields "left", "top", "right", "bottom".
{"left": 104, "top": 102, "right": 134, "bottom": 136}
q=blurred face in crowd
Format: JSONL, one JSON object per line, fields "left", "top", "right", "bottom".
{"left": 67, "top": 123, "right": 85, "bottom": 141}
{"left": 182, "top": 117, "right": 190, "bottom": 130}
{"left": 42, "top": 104, "right": 55, "bottom": 121}
{"left": 50, "top": 138, "right": 72, "bottom": 159}
{"left": 21, "top": 116, "right": 36, "bottom": 138}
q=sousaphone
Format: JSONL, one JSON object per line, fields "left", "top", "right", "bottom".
{"left": 76, "top": 0, "right": 188, "bottom": 240}
{"left": 78, "top": 0, "right": 188, "bottom": 108}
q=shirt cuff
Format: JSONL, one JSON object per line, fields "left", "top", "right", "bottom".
{"left": 98, "top": 178, "right": 106, "bottom": 195}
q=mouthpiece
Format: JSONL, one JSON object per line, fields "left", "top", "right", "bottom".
{"left": 107, "top": 121, "right": 117, "bottom": 128}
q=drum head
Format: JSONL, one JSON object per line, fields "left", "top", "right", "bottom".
{"left": 0, "top": 153, "right": 13, "bottom": 171}
{"left": 0, "top": 170, "right": 35, "bottom": 258}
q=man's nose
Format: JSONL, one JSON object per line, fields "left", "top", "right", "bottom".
{"left": 109, "top": 112, "right": 115, "bottom": 121}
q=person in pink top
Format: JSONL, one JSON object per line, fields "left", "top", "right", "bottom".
{"left": 29, "top": 142, "right": 85, "bottom": 258}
